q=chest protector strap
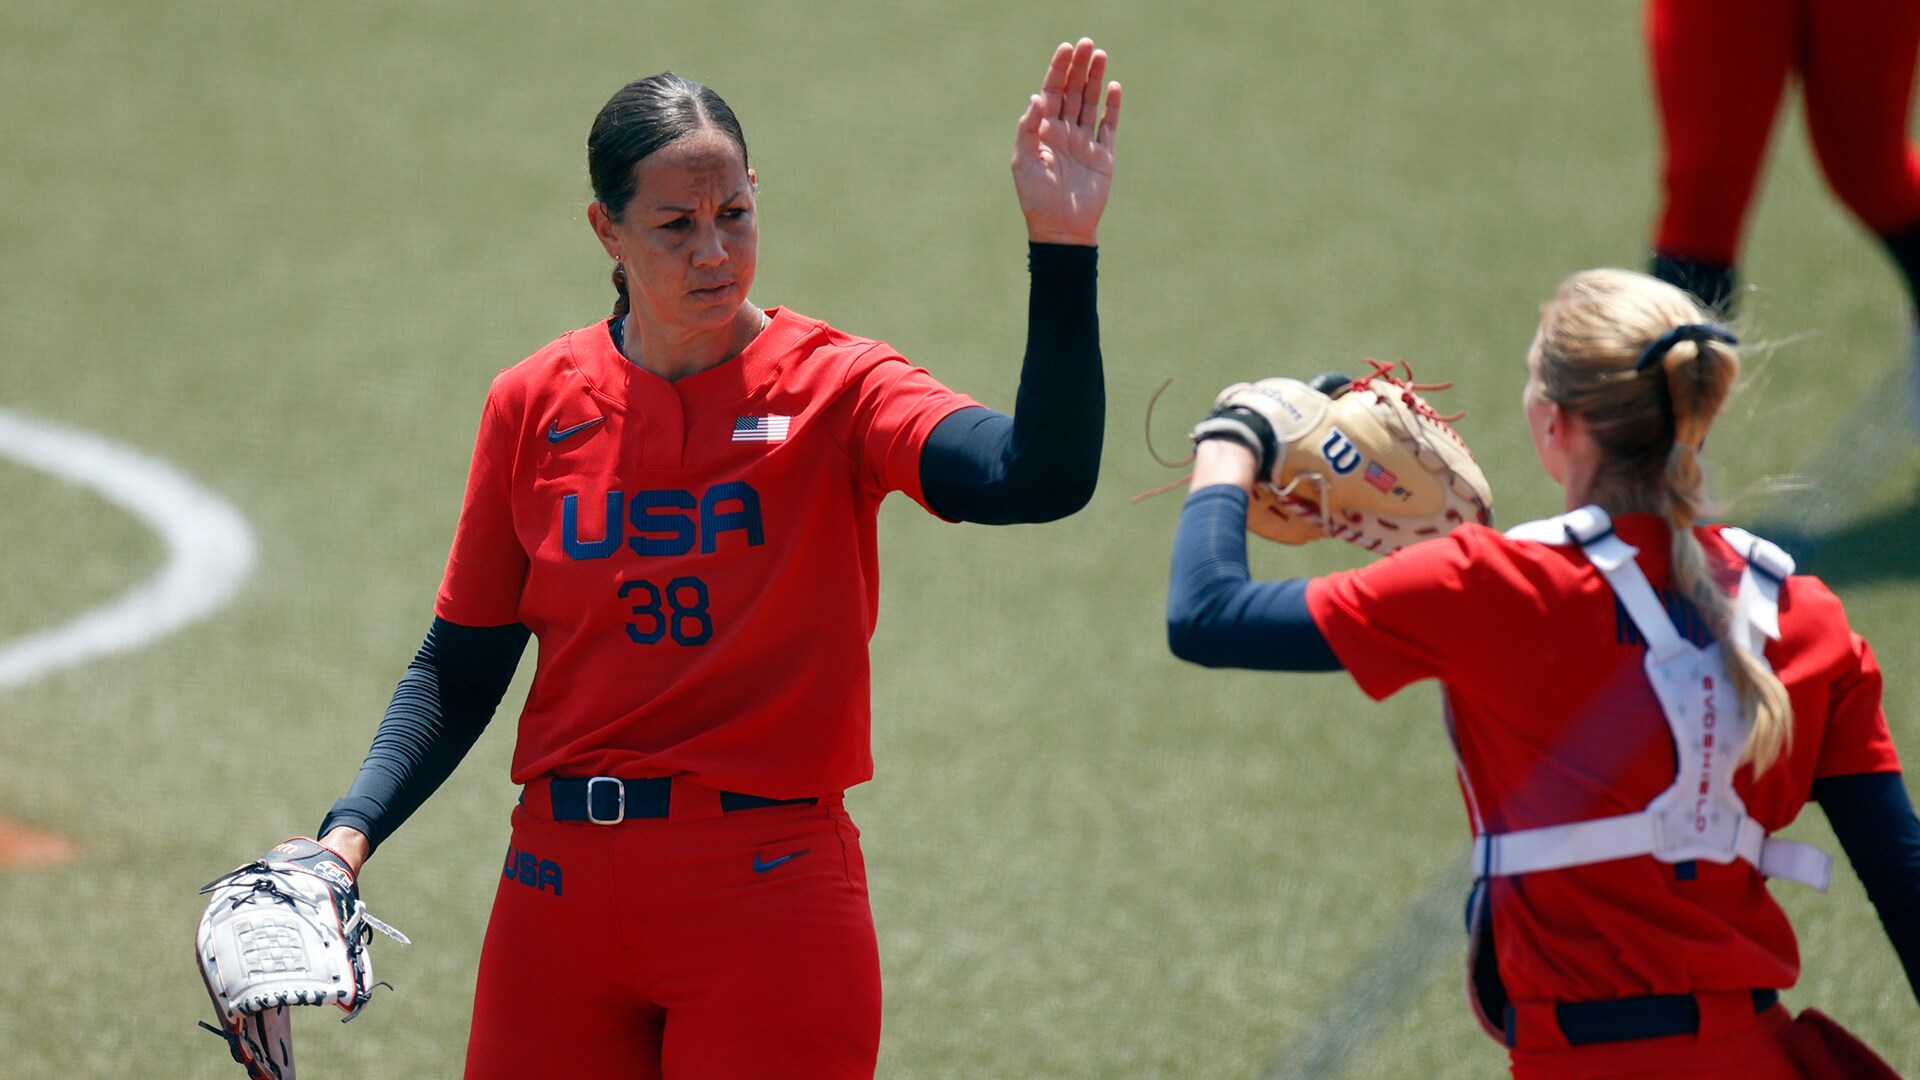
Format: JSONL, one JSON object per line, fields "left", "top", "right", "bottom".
{"left": 1476, "top": 507, "right": 1831, "bottom": 891}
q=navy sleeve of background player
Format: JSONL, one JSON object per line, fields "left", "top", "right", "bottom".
{"left": 919, "top": 242, "right": 1103, "bottom": 524}
{"left": 1166, "top": 485, "right": 1342, "bottom": 671}
{"left": 1813, "top": 771, "right": 1920, "bottom": 1002}
{"left": 318, "top": 617, "right": 530, "bottom": 852}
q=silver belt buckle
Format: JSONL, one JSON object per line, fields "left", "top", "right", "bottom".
{"left": 585, "top": 776, "right": 625, "bottom": 825}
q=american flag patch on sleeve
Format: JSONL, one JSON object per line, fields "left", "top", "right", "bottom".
{"left": 732, "top": 415, "right": 791, "bottom": 443}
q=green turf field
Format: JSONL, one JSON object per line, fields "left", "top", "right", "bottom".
{"left": 3, "top": 2, "right": 1917, "bottom": 1076}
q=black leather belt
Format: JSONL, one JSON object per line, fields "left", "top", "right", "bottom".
{"left": 547, "top": 776, "right": 815, "bottom": 825}
{"left": 1508, "top": 989, "right": 1779, "bottom": 1047}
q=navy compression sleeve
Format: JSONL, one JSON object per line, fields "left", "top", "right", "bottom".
{"left": 920, "top": 242, "right": 1103, "bottom": 524}
{"left": 1812, "top": 771, "right": 1920, "bottom": 1002}
{"left": 1166, "top": 484, "right": 1342, "bottom": 671}
{"left": 317, "top": 617, "right": 530, "bottom": 852}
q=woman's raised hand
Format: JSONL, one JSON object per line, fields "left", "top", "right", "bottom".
{"left": 1012, "top": 38, "right": 1121, "bottom": 246}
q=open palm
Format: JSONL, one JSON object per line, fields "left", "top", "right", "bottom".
{"left": 1012, "top": 38, "right": 1121, "bottom": 247}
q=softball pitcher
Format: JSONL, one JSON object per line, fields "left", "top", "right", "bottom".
{"left": 1167, "top": 269, "right": 1919, "bottom": 1078}
{"left": 235, "top": 38, "right": 1117, "bottom": 1080}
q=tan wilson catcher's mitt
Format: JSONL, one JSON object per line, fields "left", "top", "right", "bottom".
{"left": 1191, "top": 362, "right": 1493, "bottom": 554}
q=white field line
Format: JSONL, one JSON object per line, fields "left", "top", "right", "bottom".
{"left": 0, "top": 407, "right": 256, "bottom": 688}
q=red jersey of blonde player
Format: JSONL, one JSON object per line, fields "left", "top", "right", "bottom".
{"left": 435, "top": 307, "right": 978, "bottom": 793}
{"left": 1168, "top": 268, "right": 1915, "bottom": 1077}
{"left": 1307, "top": 513, "right": 1898, "bottom": 1005}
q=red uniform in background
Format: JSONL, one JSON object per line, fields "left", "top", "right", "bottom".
{"left": 1307, "top": 514, "right": 1899, "bottom": 1077}
{"left": 446, "top": 310, "right": 978, "bottom": 1078}
{"left": 1647, "top": 0, "right": 1920, "bottom": 342}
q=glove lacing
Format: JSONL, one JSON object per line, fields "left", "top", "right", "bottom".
{"left": 340, "top": 900, "right": 411, "bottom": 1020}
{"left": 1130, "top": 377, "right": 1198, "bottom": 503}
{"left": 1268, "top": 469, "right": 1336, "bottom": 536}
{"left": 1350, "top": 358, "right": 1469, "bottom": 433}
{"left": 347, "top": 900, "right": 411, "bottom": 948}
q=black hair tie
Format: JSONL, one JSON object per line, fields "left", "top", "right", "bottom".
{"left": 1636, "top": 323, "right": 1738, "bottom": 371}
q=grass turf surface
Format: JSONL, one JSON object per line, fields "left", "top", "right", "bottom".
{"left": 2, "top": 1, "right": 1916, "bottom": 1076}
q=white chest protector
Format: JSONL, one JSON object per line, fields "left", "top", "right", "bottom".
{"left": 1469, "top": 506, "right": 1832, "bottom": 891}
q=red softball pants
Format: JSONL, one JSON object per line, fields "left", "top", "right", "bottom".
{"left": 462, "top": 790, "right": 881, "bottom": 1079}
{"left": 1650, "top": 0, "right": 1920, "bottom": 263}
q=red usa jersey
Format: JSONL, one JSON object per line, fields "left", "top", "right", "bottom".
{"left": 1306, "top": 515, "right": 1899, "bottom": 1004}
{"left": 435, "top": 308, "right": 980, "bottom": 795}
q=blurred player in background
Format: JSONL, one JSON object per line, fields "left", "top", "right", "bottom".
{"left": 1165, "top": 269, "right": 1920, "bottom": 1077}
{"left": 292, "top": 38, "right": 1118, "bottom": 1079}
{"left": 1643, "top": 0, "right": 1920, "bottom": 422}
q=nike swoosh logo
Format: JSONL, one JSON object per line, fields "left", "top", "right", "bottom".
{"left": 752, "top": 849, "right": 809, "bottom": 874}
{"left": 546, "top": 417, "right": 605, "bottom": 444}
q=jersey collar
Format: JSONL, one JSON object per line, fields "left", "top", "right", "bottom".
{"left": 1604, "top": 513, "right": 1752, "bottom": 591}
{"left": 570, "top": 306, "right": 819, "bottom": 413}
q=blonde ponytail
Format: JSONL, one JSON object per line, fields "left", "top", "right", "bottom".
{"left": 1535, "top": 270, "right": 1792, "bottom": 773}
{"left": 1660, "top": 433, "right": 1792, "bottom": 773}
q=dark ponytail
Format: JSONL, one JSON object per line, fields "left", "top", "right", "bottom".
{"left": 588, "top": 73, "right": 749, "bottom": 318}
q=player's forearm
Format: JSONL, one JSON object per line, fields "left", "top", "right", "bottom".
{"left": 319, "top": 617, "right": 529, "bottom": 853}
{"left": 1011, "top": 242, "right": 1104, "bottom": 509}
{"left": 920, "top": 243, "right": 1103, "bottom": 524}
{"left": 1814, "top": 771, "right": 1920, "bottom": 1003}
{"left": 1166, "top": 486, "right": 1342, "bottom": 671}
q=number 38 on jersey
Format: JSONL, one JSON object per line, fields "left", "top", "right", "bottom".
{"left": 559, "top": 481, "right": 767, "bottom": 648}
